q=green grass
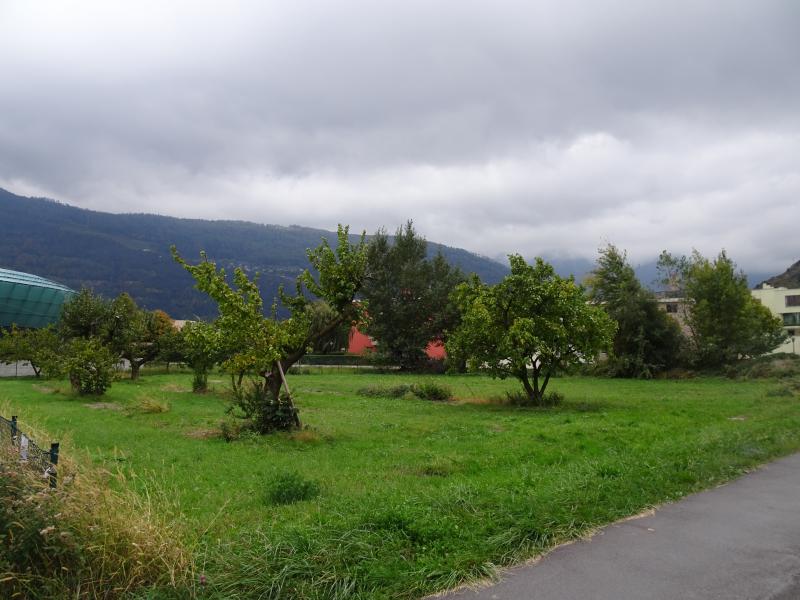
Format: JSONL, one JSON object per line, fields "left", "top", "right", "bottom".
{"left": 1, "top": 372, "right": 799, "bottom": 598}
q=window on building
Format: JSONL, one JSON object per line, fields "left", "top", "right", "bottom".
{"left": 786, "top": 295, "right": 800, "bottom": 307}
{"left": 783, "top": 313, "right": 800, "bottom": 326}
{"left": 665, "top": 303, "right": 678, "bottom": 314}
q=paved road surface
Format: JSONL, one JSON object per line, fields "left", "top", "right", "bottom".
{"left": 441, "top": 453, "right": 800, "bottom": 600}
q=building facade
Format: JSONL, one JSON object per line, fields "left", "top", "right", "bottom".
{"left": 751, "top": 284, "right": 800, "bottom": 355}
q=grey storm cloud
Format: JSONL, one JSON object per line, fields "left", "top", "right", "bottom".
{"left": 1, "top": 0, "right": 799, "bottom": 272}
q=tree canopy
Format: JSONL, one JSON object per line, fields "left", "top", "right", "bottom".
{"left": 172, "top": 225, "right": 368, "bottom": 432}
{"left": 362, "top": 222, "right": 464, "bottom": 369}
{"left": 658, "top": 250, "right": 785, "bottom": 367}
{"left": 587, "top": 245, "right": 685, "bottom": 378}
{"left": 448, "top": 255, "right": 615, "bottom": 403}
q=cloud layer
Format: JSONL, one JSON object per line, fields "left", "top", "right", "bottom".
{"left": 1, "top": 0, "right": 798, "bottom": 272}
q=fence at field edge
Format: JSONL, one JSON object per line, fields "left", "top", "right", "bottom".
{"left": 0, "top": 414, "right": 59, "bottom": 488}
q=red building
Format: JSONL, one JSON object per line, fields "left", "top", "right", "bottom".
{"left": 347, "top": 327, "right": 446, "bottom": 360}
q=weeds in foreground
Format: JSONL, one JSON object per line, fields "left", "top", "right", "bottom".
{"left": 4, "top": 372, "right": 800, "bottom": 599}
{"left": 0, "top": 420, "right": 191, "bottom": 599}
{"left": 133, "top": 395, "right": 171, "bottom": 414}
{"left": 264, "top": 471, "right": 321, "bottom": 505}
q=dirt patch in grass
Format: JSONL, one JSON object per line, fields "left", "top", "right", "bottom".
{"left": 160, "top": 383, "right": 188, "bottom": 393}
{"left": 454, "top": 397, "right": 499, "bottom": 405}
{"left": 85, "top": 402, "right": 124, "bottom": 411}
{"left": 185, "top": 428, "right": 222, "bottom": 439}
{"left": 32, "top": 384, "right": 58, "bottom": 394}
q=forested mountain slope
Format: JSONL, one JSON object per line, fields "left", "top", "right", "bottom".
{"left": 0, "top": 188, "right": 508, "bottom": 318}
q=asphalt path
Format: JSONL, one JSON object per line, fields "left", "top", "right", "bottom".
{"left": 440, "top": 453, "right": 800, "bottom": 600}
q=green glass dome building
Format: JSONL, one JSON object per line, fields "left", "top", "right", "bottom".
{"left": 0, "top": 268, "right": 75, "bottom": 329}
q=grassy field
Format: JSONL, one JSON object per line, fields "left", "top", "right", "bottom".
{"left": 1, "top": 370, "right": 799, "bottom": 599}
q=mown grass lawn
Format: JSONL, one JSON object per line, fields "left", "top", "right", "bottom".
{"left": 1, "top": 371, "right": 799, "bottom": 599}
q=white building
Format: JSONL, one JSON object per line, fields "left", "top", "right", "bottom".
{"left": 751, "top": 284, "right": 800, "bottom": 355}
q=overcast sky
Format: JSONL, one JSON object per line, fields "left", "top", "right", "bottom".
{"left": 1, "top": 0, "right": 798, "bottom": 272}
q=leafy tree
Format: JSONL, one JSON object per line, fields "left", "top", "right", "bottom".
{"left": 59, "top": 289, "right": 174, "bottom": 380}
{"left": 307, "top": 300, "right": 351, "bottom": 353}
{"left": 0, "top": 326, "right": 61, "bottom": 377}
{"left": 658, "top": 250, "right": 786, "bottom": 367}
{"left": 172, "top": 225, "right": 368, "bottom": 432}
{"left": 59, "top": 288, "right": 113, "bottom": 341}
{"left": 362, "top": 222, "right": 464, "bottom": 369}
{"left": 181, "top": 320, "right": 226, "bottom": 393}
{"left": 587, "top": 245, "right": 685, "bottom": 377}
{"left": 156, "top": 324, "right": 188, "bottom": 371}
{"left": 108, "top": 295, "right": 174, "bottom": 380}
{"left": 448, "top": 255, "right": 616, "bottom": 404}
{"left": 45, "top": 338, "right": 116, "bottom": 395}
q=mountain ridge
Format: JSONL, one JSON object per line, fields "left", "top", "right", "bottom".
{"left": 0, "top": 188, "right": 509, "bottom": 319}
{"left": 760, "top": 260, "right": 800, "bottom": 289}
{"left": 2, "top": 188, "right": 780, "bottom": 318}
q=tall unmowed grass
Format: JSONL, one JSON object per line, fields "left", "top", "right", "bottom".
{"left": 0, "top": 420, "right": 192, "bottom": 599}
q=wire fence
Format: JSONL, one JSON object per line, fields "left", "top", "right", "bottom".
{"left": 0, "top": 414, "right": 59, "bottom": 487}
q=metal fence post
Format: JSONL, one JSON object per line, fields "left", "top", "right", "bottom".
{"left": 49, "top": 442, "right": 59, "bottom": 488}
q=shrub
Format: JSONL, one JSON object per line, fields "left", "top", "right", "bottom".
{"left": 765, "top": 386, "right": 794, "bottom": 398}
{"left": 219, "top": 418, "right": 248, "bottom": 442}
{"left": 265, "top": 471, "right": 321, "bottom": 506}
{"left": 357, "top": 384, "right": 413, "bottom": 398}
{"left": 411, "top": 382, "right": 452, "bottom": 401}
{"left": 724, "top": 353, "right": 800, "bottom": 380}
{"left": 62, "top": 339, "right": 116, "bottom": 396}
{"left": 230, "top": 381, "right": 299, "bottom": 434}
{"left": 357, "top": 382, "right": 452, "bottom": 401}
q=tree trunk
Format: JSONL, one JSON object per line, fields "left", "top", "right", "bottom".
{"left": 192, "top": 369, "right": 208, "bottom": 393}
{"left": 235, "top": 371, "right": 245, "bottom": 394}
{"left": 520, "top": 372, "right": 536, "bottom": 401}
{"left": 518, "top": 363, "right": 545, "bottom": 404}
{"left": 130, "top": 361, "right": 141, "bottom": 380}
{"left": 271, "top": 363, "right": 302, "bottom": 429}
{"left": 268, "top": 367, "right": 283, "bottom": 404}
{"left": 540, "top": 370, "right": 552, "bottom": 397}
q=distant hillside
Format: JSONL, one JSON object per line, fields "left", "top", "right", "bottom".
{"left": 760, "top": 259, "right": 800, "bottom": 289}
{"left": 0, "top": 188, "right": 508, "bottom": 319}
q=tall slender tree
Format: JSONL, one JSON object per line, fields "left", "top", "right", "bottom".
{"left": 362, "top": 222, "right": 464, "bottom": 369}
{"left": 587, "top": 245, "right": 685, "bottom": 377}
